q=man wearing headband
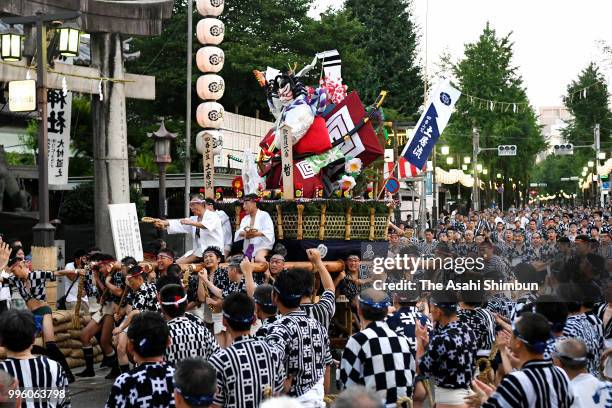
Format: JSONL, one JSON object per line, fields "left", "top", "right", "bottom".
{"left": 189, "top": 246, "right": 224, "bottom": 326}
{"left": 201, "top": 256, "right": 256, "bottom": 347}
{"left": 457, "top": 289, "right": 496, "bottom": 361}
{"left": 205, "top": 198, "right": 233, "bottom": 258}
{"left": 160, "top": 284, "right": 219, "bottom": 365}
{"left": 154, "top": 193, "right": 224, "bottom": 264}
{"left": 174, "top": 358, "right": 217, "bottom": 408}
{"left": 0, "top": 310, "right": 70, "bottom": 407}
{"left": 112, "top": 265, "right": 160, "bottom": 376}
{"left": 105, "top": 312, "right": 175, "bottom": 408}
{"left": 266, "top": 269, "right": 330, "bottom": 407}
{"left": 534, "top": 295, "right": 568, "bottom": 361}
{"left": 558, "top": 284, "right": 604, "bottom": 376}
{"left": 6, "top": 250, "right": 80, "bottom": 383}
{"left": 209, "top": 293, "right": 284, "bottom": 408}
{"left": 76, "top": 253, "right": 120, "bottom": 379}
{"left": 553, "top": 338, "right": 608, "bottom": 408}
{"left": 254, "top": 284, "right": 278, "bottom": 337}
{"left": 235, "top": 193, "right": 275, "bottom": 263}
{"left": 416, "top": 290, "right": 476, "bottom": 407}
{"left": 266, "top": 253, "right": 286, "bottom": 284}
{"left": 338, "top": 288, "right": 415, "bottom": 407}
{"left": 473, "top": 313, "right": 575, "bottom": 407}
{"left": 300, "top": 248, "right": 336, "bottom": 330}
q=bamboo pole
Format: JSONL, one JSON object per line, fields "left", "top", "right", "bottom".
{"left": 369, "top": 207, "right": 376, "bottom": 241}
{"left": 297, "top": 204, "right": 305, "bottom": 240}
{"left": 319, "top": 204, "right": 327, "bottom": 241}
{"left": 276, "top": 204, "right": 284, "bottom": 240}
{"left": 345, "top": 206, "right": 352, "bottom": 240}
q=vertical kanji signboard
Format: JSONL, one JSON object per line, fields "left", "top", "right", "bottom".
{"left": 47, "top": 89, "right": 72, "bottom": 186}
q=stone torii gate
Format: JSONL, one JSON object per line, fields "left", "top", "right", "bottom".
{"left": 0, "top": 0, "right": 173, "bottom": 254}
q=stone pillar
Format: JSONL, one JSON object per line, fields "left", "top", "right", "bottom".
{"left": 91, "top": 33, "right": 130, "bottom": 255}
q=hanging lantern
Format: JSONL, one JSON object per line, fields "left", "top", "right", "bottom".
{"left": 196, "top": 0, "right": 225, "bottom": 17}
{"left": 196, "top": 102, "right": 224, "bottom": 128}
{"left": 196, "top": 74, "right": 225, "bottom": 100}
{"left": 195, "top": 130, "right": 223, "bottom": 155}
{"left": 0, "top": 31, "right": 23, "bottom": 61}
{"left": 196, "top": 18, "right": 225, "bottom": 45}
{"left": 196, "top": 46, "right": 224, "bottom": 73}
{"left": 57, "top": 27, "right": 81, "bottom": 57}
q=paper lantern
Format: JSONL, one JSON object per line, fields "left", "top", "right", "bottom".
{"left": 196, "top": 74, "right": 225, "bottom": 100}
{"left": 196, "top": 102, "right": 224, "bottom": 128}
{"left": 196, "top": 18, "right": 225, "bottom": 45}
{"left": 195, "top": 130, "right": 223, "bottom": 155}
{"left": 196, "top": 0, "right": 225, "bottom": 17}
{"left": 196, "top": 46, "right": 224, "bottom": 73}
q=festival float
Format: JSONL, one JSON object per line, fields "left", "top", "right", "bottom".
{"left": 210, "top": 53, "right": 394, "bottom": 261}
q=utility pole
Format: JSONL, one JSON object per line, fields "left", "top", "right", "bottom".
{"left": 184, "top": 0, "right": 193, "bottom": 217}
{"left": 432, "top": 149, "right": 437, "bottom": 227}
{"left": 472, "top": 126, "right": 480, "bottom": 211}
{"left": 595, "top": 123, "right": 601, "bottom": 207}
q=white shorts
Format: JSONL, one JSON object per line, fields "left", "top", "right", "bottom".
{"left": 212, "top": 312, "right": 226, "bottom": 335}
{"left": 434, "top": 386, "right": 473, "bottom": 405}
{"left": 91, "top": 301, "right": 114, "bottom": 324}
{"left": 296, "top": 376, "right": 325, "bottom": 408}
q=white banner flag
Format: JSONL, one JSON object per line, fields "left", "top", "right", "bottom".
{"left": 401, "top": 79, "right": 461, "bottom": 169}
{"left": 47, "top": 89, "right": 72, "bottom": 186}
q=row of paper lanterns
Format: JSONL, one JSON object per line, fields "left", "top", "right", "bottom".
{"left": 434, "top": 167, "right": 486, "bottom": 189}
{"left": 580, "top": 158, "right": 612, "bottom": 190}
{"left": 195, "top": 0, "right": 225, "bottom": 155}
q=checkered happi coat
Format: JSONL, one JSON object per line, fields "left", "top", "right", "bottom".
{"left": 339, "top": 321, "right": 415, "bottom": 407}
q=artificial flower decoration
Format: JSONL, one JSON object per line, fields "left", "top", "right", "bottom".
{"left": 319, "top": 76, "right": 347, "bottom": 105}
{"left": 340, "top": 174, "right": 356, "bottom": 191}
{"left": 345, "top": 157, "right": 363, "bottom": 174}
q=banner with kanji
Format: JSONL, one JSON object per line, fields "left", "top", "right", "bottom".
{"left": 401, "top": 79, "right": 460, "bottom": 169}
{"left": 47, "top": 89, "right": 72, "bottom": 186}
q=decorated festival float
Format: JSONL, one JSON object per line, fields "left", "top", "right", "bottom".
{"left": 198, "top": 51, "right": 394, "bottom": 261}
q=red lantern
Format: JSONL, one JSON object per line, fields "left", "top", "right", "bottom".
{"left": 295, "top": 183, "right": 303, "bottom": 198}
{"left": 232, "top": 176, "right": 244, "bottom": 198}
{"left": 314, "top": 184, "right": 324, "bottom": 198}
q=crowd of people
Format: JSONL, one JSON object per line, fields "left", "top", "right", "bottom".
{"left": 0, "top": 198, "right": 611, "bottom": 407}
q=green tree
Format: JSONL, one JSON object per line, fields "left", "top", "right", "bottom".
{"left": 345, "top": 0, "right": 423, "bottom": 119}
{"left": 125, "top": 0, "right": 366, "bottom": 173}
{"left": 563, "top": 63, "right": 612, "bottom": 144}
{"left": 441, "top": 23, "right": 545, "bottom": 208}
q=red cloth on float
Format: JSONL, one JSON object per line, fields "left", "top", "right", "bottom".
{"left": 293, "top": 116, "right": 332, "bottom": 155}
{"left": 265, "top": 159, "right": 323, "bottom": 198}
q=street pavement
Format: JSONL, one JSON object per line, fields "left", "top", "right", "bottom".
{"left": 70, "top": 367, "right": 115, "bottom": 407}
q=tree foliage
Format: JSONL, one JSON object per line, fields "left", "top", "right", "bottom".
{"left": 532, "top": 63, "right": 612, "bottom": 196}
{"left": 441, "top": 23, "right": 545, "bottom": 207}
{"left": 345, "top": 0, "right": 423, "bottom": 119}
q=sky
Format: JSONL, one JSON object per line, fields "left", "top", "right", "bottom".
{"left": 309, "top": 0, "right": 612, "bottom": 110}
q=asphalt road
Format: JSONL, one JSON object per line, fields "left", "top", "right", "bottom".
{"left": 69, "top": 366, "right": 115, "bottom": 407}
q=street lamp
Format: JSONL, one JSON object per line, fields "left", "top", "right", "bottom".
{"left": 446, "top": 156, "right": 454, "bottom": 165}
{"left": 57, "top": 26, "right": 81, "bottom": 56}
{"left": 482, "top": 168, "right": 488, "bottom": 175}
{"left": 148, "top": 120, "right": 177, "bottom": 219}
{"left": 496, "top": 173, "right": 502, "bottom": 179}
{"left": 440, "top": 145, "right": 450, "bottom": 155}
{"left": 1, "top": 11, "right": 81, "bottom": 268}
{"left": 0, "top": 29, "right": 23, "bottom": 61}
